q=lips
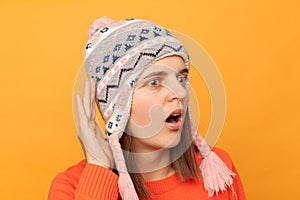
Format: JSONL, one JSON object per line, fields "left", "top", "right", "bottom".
{"left": 165, "top": 108, "right": 183, "bottom": 131}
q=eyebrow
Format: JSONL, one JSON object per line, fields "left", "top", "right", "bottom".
{"left": 143, "top": 71, "right": 168, "bottom": 79}
{"left": 180, "top": 68, "right": 189, "bottom": 75}
{"left": 143, "top": 68, "right": 189, "bottom": 79}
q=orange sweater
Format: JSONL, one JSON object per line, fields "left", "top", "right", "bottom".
{"left": 48, "top": 148, "right": 245, "bottom": 200}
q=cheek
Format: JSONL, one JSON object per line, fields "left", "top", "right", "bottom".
{"left": 130, "top": 91, "right": 164, "bottom": 127}
{"left": 131, "top": 94, "right": 154, "bottom": 126}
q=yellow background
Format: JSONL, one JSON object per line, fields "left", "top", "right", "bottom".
{"left": 0, "top": 0, "right": 299, "bottom": 199}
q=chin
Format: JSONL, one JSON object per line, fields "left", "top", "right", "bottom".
{"left": 160, "top": 130, "right": 182, "bottom": 149}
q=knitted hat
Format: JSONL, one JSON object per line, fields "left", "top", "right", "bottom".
{"left": 84, "top": 17, "right": 235, "bottom": 199}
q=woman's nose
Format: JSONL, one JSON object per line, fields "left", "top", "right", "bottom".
{"left": 166, "top": 81, "right": 187, "bottom": 102}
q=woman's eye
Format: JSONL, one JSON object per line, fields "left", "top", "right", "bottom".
{"left": 177, "top": 75, "right": 187, "bottom": 85}
{"left": 147, "top": 79, "right": 160, "bottom": 87}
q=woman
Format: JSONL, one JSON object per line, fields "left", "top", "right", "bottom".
{"left": 48, "top": 17, "right": 245, "bottom": 200}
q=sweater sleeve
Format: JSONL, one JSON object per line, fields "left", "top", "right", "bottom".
{"left": 48, "top": 163, "right": 120, "bottom": 200}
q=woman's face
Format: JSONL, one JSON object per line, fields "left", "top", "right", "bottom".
{"left": 126, "top": 55, "right": 189, "bottom": 153}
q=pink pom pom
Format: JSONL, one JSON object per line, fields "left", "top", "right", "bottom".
{"left": 200, "top": 150, "right": 236, "bottom": 197}
{"left": 191, "top": 123, "right": 236, "bottom": 198}
{"left": 88, "top": 16, "right": 116, "bottom": 38}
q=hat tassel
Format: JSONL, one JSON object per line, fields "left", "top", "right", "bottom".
{"left": 191, "top": 124, "right": 236, "bottom": 198}
{"left": 108, "top": 132, "right": 139, "bottom": 200}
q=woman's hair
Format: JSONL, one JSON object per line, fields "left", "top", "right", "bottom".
{"left": 119, "top": 112, "right": 201, "bottom": 198}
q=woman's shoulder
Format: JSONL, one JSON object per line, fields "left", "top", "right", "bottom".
{"left": 51, "top": 159, "right": 87, "bottom": 184}
{"left": 64, "top": 159, "right": 87, "bottom": 174}
{"left": 49, "top": 160, "right": 120, "bottom": 199}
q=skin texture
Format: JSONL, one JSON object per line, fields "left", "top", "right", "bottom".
{"left": 127, "top": 55, "right": 189, "bottom": 152}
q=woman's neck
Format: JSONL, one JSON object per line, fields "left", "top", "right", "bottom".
{"left": 133, "top": 148, "right": 175, "bottom": 181}
{"left": 142, "top": 165, "right": 175, "bottom": 181}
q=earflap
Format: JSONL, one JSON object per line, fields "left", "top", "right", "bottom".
{"left": 105, "top": 81, "right": 139, "bottom": 199}
{"left": 104, "top": 82, "right": 134, "bottom": 137}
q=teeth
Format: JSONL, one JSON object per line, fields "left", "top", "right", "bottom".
{"left": 165, "top": 113, "right": 181, "bottom": 123}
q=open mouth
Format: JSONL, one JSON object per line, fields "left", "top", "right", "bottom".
{"left": 165, "top": 113, "right": 181, "bottom": 123}
{"left": 165, "top": 109, "right": 183, "bottom": 131}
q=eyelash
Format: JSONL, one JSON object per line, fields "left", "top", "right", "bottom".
{"left": 146, "top": 75, "right": 188, "bottom": 88}
{"left": 177, "top": 75, "right": 188, "bottom": 85}
{"left": 147, "top": 78, "right": 162, "bottom": 88}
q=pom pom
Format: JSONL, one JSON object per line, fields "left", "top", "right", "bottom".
{"left": 88, "top": 16, "right": 116, "bottom": 38}
{"left": 191, "top": 123, "right": 236, "bottom": 198}
{"left": 108, "top": 132, "right": 139, "bottom": 200}
{"left": 200, "top": 151, "right": 236, "bottom": 197}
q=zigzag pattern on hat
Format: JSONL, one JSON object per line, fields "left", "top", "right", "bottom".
{"left": 97, "top": 43, "right": 183, "bottom": 105}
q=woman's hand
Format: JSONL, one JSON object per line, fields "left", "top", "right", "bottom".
{"left": 75, "top": 79, "right": 113, "bottom": 168}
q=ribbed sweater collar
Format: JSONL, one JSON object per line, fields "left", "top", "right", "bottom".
{"left": 144, "top": 173, "right": 182, "bottom": 195}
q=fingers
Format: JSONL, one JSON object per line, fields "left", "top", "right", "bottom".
{"left": 83, "top": 80, "right": 92, "bottom": 118}
{"left": 76, "top": 94, "right": 88, "bottom": 126}
{"left": 76, "top": 78, "right": 98, "bottom": 129}
{"left": 90, "top": 79, "right": 96, "bottom": 120}
{"left": 90, "top": 79, "right": 96, "bottom": 104}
